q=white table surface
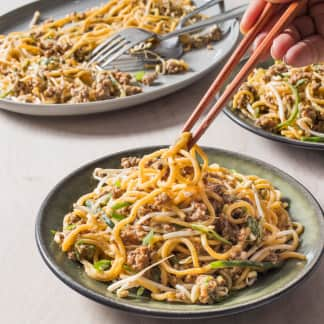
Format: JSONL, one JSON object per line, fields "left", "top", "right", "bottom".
{"left": 0, "top": 1, "right": 323, "bottom": 323}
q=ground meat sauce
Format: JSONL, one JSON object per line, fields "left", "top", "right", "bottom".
{"left": 126, "top": 246, "right": 150, "bottom": 271}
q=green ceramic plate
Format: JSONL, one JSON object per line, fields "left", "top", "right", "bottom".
{"left": 223, "top": 59, "right": 324, "bottom": 151}
{"left": 36, "top": 147, "right": 324, "bottom": 318}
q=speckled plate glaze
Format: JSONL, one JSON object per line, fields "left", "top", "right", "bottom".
{"left": 223, "top": 59, "right": 324, "bottom": 150}
{"left": 0, "top": 0, "right": 240, "bottom": 116}
{"left": 35, "top": 146, "right": 324, "bottom": 318}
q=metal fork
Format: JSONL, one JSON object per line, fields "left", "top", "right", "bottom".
{"left": 89, "top": 4, "right": 248, "bottom": 69}
{"left": 103, "top": 0, "right": 226, "bottom": 71}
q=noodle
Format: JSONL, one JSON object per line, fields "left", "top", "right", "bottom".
{"left": 232, "top": 61, "right": 324, "bottom": 143}
{"left": 53, "top": 132, "right": 305, "bottom": 304}
{"left": 0, "top": 0, "right": 222, "bottom": 104}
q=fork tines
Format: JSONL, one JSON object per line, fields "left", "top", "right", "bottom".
{"left": 89, "top": 34, "right": 132, "bottom": 67}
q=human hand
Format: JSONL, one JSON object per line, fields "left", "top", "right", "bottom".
{"left": 240, "top": 0, "right": 324, "bottom": 67}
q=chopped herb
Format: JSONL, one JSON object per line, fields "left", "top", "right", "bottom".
{"left": 94, "top": 259, "right": 111, "bottom": 272}
{"left": 277, "top": 82, "right": 299, "bottom": 129}
{"left": 209, "top": 260, "right": 282, "bottom": 271}
{"left": 134, "top": 71, "right": 145, "bottom": 82}
{"left": 142, "top": 230, "right": 154, "bottom": 246}
{"left": 111, "top": 211, "right": 125, "bottom": 221}
{"left": 50, "top": 230, "right": 57, "bottom": 235}
{"left": 191, "top": 224, "right": 231, "bottom": 245}
{"left": 102, "top": 214, "right": 115, "bottom": 228}
{"left": 112, "top": 201, "right": 132, "bottom": 210}
{"left": 136, "top": 286, "right": 145, "bottom": 296}
{"left": 64, "top": 224, "right": 77, "bottom": 231}
{"left": 114, "top": 179, "right": 121, "bottom": 188}
{"left": 301, "top": 136, "right": 324, "bottom": 143}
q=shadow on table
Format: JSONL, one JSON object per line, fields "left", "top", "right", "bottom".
{"left": 84, "top": 259, "right": 323, "bottom": 324}
{"left": 0, "top": 72, "right": 217, "bottom": 137}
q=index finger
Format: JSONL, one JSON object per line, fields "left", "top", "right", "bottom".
{"left": 240, "top": 0, "right": 292, "bottom": 34}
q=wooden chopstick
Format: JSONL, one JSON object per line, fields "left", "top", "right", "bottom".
{"left": 183, "top": 0, "right": 306, "bottom": 147}
{"left": 182, "top": 1, "right": 278, "bottom": 133}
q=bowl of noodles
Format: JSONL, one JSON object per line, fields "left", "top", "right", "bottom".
{"left": 224, "top": 60, "right": 324, "bottom": 150}
{"left": 35, "top": 134, "right": 324, "bottom": 318}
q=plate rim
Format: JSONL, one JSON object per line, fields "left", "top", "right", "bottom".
{"left": 0, "top": 0, "right": 240, "bottom": 116}
{"left": 35, "top": 145, "right": 324, "bottom": 318}
{"left": 223, "top": 108, "right": 324, "bottom": 150}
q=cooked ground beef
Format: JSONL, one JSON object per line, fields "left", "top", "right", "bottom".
{"left": 141, "top": 72, "right": 158, "bottom": 86}
{"left": 256, "top": 114, "right": 280, "bottom": 131}
{"left": 214, "top": 217, "right": 240, "bottom": 243}
{"left": 120, "top": 224, "right": 147, "bottom": 245}
{"left": 111, "top": 186, "right": 125, "bottom": 199}
{"left": 186, "top": 201, "right": 209, "bottom": 222}
{"left": 121, "top": 156, "right": 141, "bottom": 168}
{"left": 126, "top": 246, "right": 150, "bottom": 271}
{"left": 195, "top": 275, "right": 228, "bottom": 304}
{"left": 289, "top": 71, "right": 312, "bottom": 85}
{"left": 75, "top": 243, "right": 96, "bottom": 261}
{"left": 165, "top": 59, "right": 188, "bottom": 74}
{"left": 263, "top": 63, "right": 288, "bottom": 82}
{"left": 124, "top": 85, "right": 142, "bottom": 96}
{"left": 154, "top": 193, "right": 170, "bottom": 207}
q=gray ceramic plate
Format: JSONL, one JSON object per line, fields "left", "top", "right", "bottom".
{"left": 223, "top": 59, "right": 324, "bottom": 151}
{"left": 0, "top": 0, "right": 240, "bottom": 116}
{"left": 36, "top": 146, "right": 324, "bottom": 318}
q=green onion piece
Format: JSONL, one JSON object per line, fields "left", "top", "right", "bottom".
{"left": 134, "top": 71, "right": 145, "bottom": 82}
{"left": 209, "top": 260, "right": 281, "bottom": 271}
{"left": 100, "top": 193, "right": 112, "bottom": 206}
{"left": 280, "top": 72, "right": 290, "bottom": 78}
{"left": 111, "top": 211, "right": 125, "bottom": 221}
{"left": 64, "top": 224, "right": 77, "bottom": 231}
{"left": 136, "top": 286, "right": 145, "bottom": 296}
{"left": 247, "top": 216, "right": 261, "bottom": 240}
{"left": 85, "top": 200, "right": 94, "bottom": 208}
{"left": 0, "top": 90, "right": 11, "bottom": 99}
{"left": 277, "top": 82, "right": 300, "bottom": 129}
{"left": 102, "top": 214, "right": 115, "bottom": 228}
{"left": 142, "top": 230, "right": 154, "bottom": 246}
{"left": 295, "top": 78, "right": 307, "bottom": 88}
{"left": 114, "top": 179, "right": 121, "bottom": 188}
{"left": 112, "top": 201, "right": 132, "bottom": 210}
{"left": 123, "top": 264, "right": 134, "bottom": 273}
{"left": 191, "top": 224, "right": 231, "bottom": 245}
{"left": 94, "top": 259, "right": 111, "bottom": 272}
{"left": 301, "top": 136, "right": 324, "bottom": 143}
{"left": 50, "top": 230, "right": 57, "bottom": 235}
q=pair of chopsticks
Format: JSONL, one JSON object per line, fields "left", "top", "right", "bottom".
{"left": 183, "top": 0, "right": 306, "bottom": 147}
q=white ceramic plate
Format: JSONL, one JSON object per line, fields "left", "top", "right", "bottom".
{"left": 0, "top": 0, "right": 240, "bottom": 116}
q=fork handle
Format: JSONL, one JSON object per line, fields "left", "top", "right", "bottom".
{"left": 159, "top": 4, "right": 248, "bottom": 41}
